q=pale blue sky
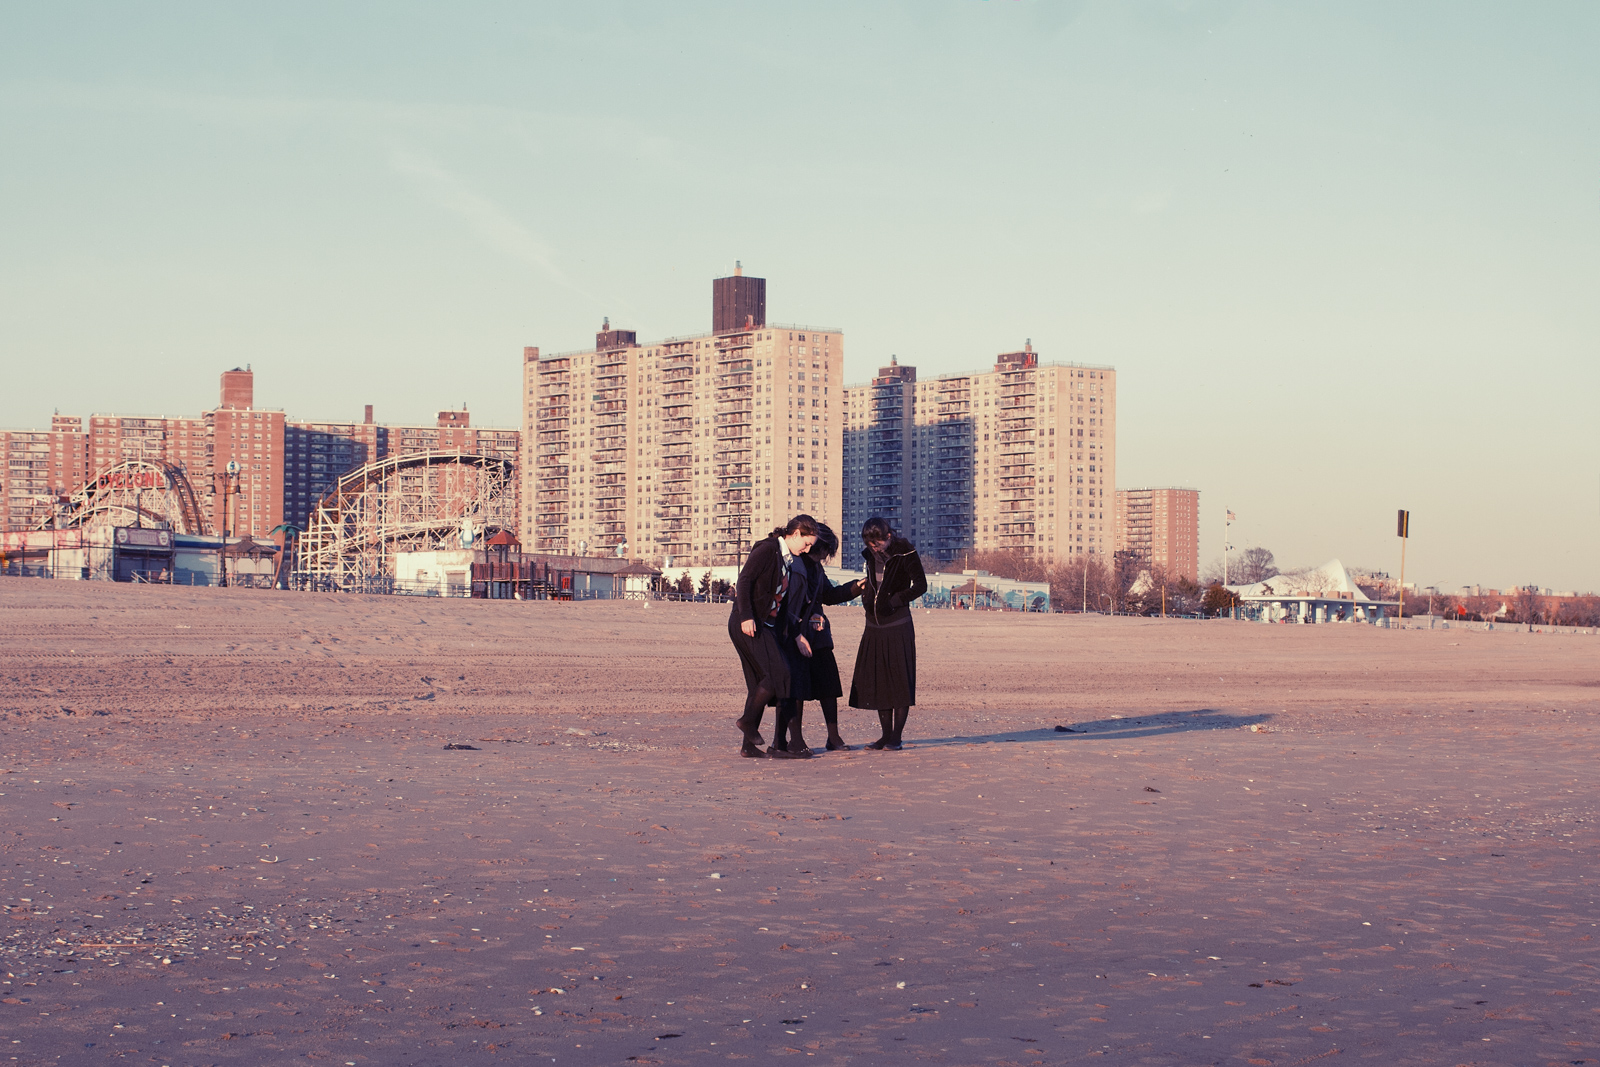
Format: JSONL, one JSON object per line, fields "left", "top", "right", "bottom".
{"left": 3, "top": 2, "right": 1596, "bottom": 591}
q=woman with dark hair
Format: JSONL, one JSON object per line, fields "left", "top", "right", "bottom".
{"left": 769, "top": 523, "right": 863, "bottom": 756}
{"left": 729, "top": 514, "right": 819, "bottom": 758}
{"left": 849, "top": 516, "right": 928, "bottom": 750}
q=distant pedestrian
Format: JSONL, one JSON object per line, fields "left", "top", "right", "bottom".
{"left": 769, "top": 524, "right": 863, "bottom": 756}
{"left": 848, "top": 516, "right": 928, "bottom": 750}
{"left": 729, "top": 514, "right": 819, "bottom": 758}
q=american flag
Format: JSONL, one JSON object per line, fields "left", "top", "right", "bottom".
{"left": 1226, "top": 510, "right": 1236, "bottom": 522}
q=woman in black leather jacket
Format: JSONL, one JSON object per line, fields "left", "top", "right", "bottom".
{"left": 847, "top": 516, "right": 928, "bottom": 750}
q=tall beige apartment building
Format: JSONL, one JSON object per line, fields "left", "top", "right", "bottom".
{"left": 522, "top": 269, "right": 843, "bottom": 566}
{"left": 842, "top": 345, "right": 1116, "bottom": 564}
{"left": 1114, "top": 486, "right": 1200, "bottom": 582}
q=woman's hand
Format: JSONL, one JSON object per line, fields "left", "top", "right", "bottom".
{"left": 795, "top": 634, "right": 813, "bottom": 658}
{"left": 740, "top": 619, "right": 757, "bottom": 637}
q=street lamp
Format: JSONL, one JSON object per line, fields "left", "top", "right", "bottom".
{"left": 218, "top": 460, "right": 240, "bottom": 587}
{"left": 1102, "top": 593, "right": 1113, "bottom": 616}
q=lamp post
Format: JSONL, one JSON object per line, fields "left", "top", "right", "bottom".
{"left": 1223, "top": 509, "right": 1234, "bottom": 585}
{"left": 1102, "top": 593, "right": 1113, "bottom": 616}
{"left": 218, "top": 460, "right": 240, "bottom": 587}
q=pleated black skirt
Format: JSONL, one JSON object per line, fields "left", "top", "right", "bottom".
{"left": 728, "top": 616, "right": 792, "bottom": 700}
{"left": 848, "top": 614, "right": 916, "bottom": 709}
{"left": 802, "top": 647, "right": 844, "bottom": 702}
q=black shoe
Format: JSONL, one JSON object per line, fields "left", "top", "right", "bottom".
{"left": 884, "top": 740, "right": 903, "bottom": 751}
{"left": 740, "top": 742, "right": 767, "bottom": 758}
{"left": 865, "top": 738, "right": 890, "bottom": 750}
{"left": 825, "top": 737, "right": 853, "bottom": 751}
{"left": 770, "top": 746, "right": 813, "bottom": 759}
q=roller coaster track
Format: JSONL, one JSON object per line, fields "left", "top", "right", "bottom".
{"left": 39, "top": 458, "right": 208, "bottom": 534}
{"left": 295, "top": 450, "right": 516, "bottom": 590}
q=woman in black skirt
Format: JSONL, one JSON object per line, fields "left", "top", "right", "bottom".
{"left": 848, "top": 516, "right": 928, "bottom": 750}
{"left": 770, "top": 524, "right": 864, "bottom": 756}
{"left": 729, "top": 514, "right": 819, "bottom": 758}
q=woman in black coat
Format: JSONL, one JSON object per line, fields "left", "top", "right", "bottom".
{"left": 729, "top": 514, "right": 819, "bottom": 758}
{"left": 848, "top": 516, "right": 928, "bottom": 750}
{"left": 769, "top": 524, "right": 863, "bottom": 756}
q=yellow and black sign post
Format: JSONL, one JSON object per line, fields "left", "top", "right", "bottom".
{"left": 1396, "top": 509, "right": 1410, "bottom": 622}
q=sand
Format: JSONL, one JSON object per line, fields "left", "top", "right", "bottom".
{"left": 1, "top": 578, "right": 1596, "bottom": 1066}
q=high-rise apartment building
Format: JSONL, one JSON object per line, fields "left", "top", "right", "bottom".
{"left": 523, "top": 269, "right": 842, "bottom": 566}
{"left": 1, "top": 416, "right": 90, "bottom": 530}
{"left": 1115, "top": 487, "right": 1200, "bottom": 582}
{"left": 3, "top": 369, "right": 519, "bottom": 540}
{"left": 843, "top": 345, "right": 1116, "bottom": 564}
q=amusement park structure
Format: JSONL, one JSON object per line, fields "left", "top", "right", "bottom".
{"left": 38, "top": 458, "right": 209, "bottom": 534}
{"left": 296, "top": 450, "right": 517, "bottom": 590}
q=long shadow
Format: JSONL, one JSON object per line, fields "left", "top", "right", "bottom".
{"left": 910, "top": 708, "right": 1273, "bottom": 748}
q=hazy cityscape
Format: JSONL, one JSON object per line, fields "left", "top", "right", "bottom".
{"left": 4, "top": 258, "right": 1593, "bottom": 622}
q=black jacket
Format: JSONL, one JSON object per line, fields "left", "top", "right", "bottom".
{"left": 860, "top": 537, "right": 928, "bottom": 623}
{"left": 733, "top": 536, "right": 797, "bottom": 632}
{"left": 794, "top": 556, "right": 863, "bottom": 651}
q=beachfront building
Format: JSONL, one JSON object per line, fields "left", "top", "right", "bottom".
{"left": 841, "top": 345, "right": 1116, "bottom": 565}
{"left": 1231, "top": 558, "right": 1396, "bottom": 624}
{"left": 522, "top": 267, "right": 843, "bottom": 567}
{"left": 1114, "top": 486, "right": 1200, "bottom": 582}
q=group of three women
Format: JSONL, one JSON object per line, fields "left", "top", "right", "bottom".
{"left": 728, "top": 514, "right": 928, "bottom": 758}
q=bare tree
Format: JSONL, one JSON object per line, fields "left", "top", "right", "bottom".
{"left": 1111, "top": 551, "right": 1142, "bottom": 612}
{"left": 1512, "top": 586, "right": 1543, "bottom": 626}
{"left": 1465, "top": 591, "right": 1504, "bottom": 626}
{"left": 1234, "top": 547, "right": 1278, "bottom": 585}
{"left": 1201, "top": 546, "right": 1278, "bottom": 586}
{"left": 1129, "top": 563, "right": 1199, "bottom": 616}
{"left": 1047, "top": 554, "right": 1111, "bottom": 613}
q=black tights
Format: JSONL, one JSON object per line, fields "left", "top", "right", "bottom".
{"left": 773, "top": 698, "right": 810, "bottom": 751}
{"left": 873, "top": 707, "right": 910, "bottom": 746}
{"left": 767, "top": 698, "right": 841, "bottom": 752}
{"left": 739, "top": 686, "right": 773, "bottom": 742}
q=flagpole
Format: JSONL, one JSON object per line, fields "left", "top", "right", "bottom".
{"left": 1223, "top": 509, "right": 1232, "bottom": 585}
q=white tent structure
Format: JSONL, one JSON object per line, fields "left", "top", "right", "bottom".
{"left": 1229, "top": 558, "right": 1397, "bottom": 624}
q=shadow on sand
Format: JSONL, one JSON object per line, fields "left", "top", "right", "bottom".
{"left": 911, "top": 708, "right": 1273, "bottom": 748}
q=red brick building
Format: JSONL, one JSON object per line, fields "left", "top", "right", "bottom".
{"left": 2, "top": 369, "right": 520, "bottom": 541}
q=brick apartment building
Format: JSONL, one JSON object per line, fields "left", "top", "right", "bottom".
{"left": 523, "top": 267, "right": 842, "bottom": 567}
{"left": 1114, "top": 486, "right": 1200, "bottom": 582}
{"left": 1, "top": 369, "right": 519, "bottom": 540}
{"left": 841, "top": 346, "right": 1117, "bottom": 565}
{"left": 1, "top": 416, "right": 91, "bottom": 531}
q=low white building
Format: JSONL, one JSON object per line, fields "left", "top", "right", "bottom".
{"left": 1231, "top": 558, "right": 1395, "bottom": 624}
{"left": 394, "top": 549, "right": 474, "bottom": 597}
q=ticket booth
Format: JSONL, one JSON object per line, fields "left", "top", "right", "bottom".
{"left": 112, "top": 527, "right": 174, "bottom": 583}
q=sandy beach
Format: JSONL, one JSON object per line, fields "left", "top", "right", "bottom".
{"left": 2, "top": 579, "right": 1596, "bottom": 1066}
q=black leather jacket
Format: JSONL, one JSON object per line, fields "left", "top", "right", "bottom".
{"left": 860, "top": 537, "right": 928, "bottom": 623}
